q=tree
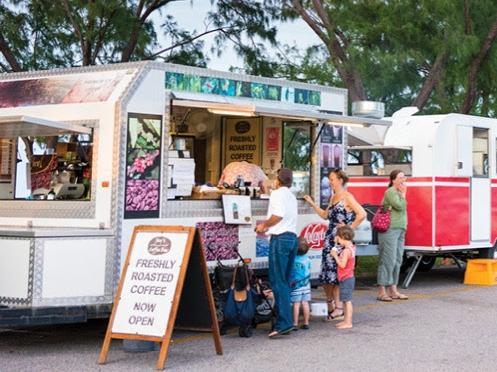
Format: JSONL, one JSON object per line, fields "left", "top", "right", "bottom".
{"left": 0, "top": 0, "right": 212, "bottom": 72}
{"left": 211, "top": 0, "right": 497, "bottom": 115}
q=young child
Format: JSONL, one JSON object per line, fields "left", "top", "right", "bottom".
{"left": 290, "top": 237, "right": 312, "bottom": 330}
{"left": 330, "top": 225, "right": 356, "bottom": 329}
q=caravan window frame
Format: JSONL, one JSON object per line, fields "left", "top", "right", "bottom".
{"left": 472, "top": 127, "right": 489, "bottom": 178}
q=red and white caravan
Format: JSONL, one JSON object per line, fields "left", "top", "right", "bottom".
{"left": 346, "top": 107, "right": 497, "bottom": 286}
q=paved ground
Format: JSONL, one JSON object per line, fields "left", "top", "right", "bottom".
{"left": 1, "top": 266, "right": 497, "bottom": 372}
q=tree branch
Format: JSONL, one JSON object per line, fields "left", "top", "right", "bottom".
{"left": 121, "top": 0, "right": 181, "bottom": 61}
{"left": 412, "top": 50, "right": 448, "bottom": 109}
{"left": 147, "top": 27, "right": 229, "bottom": 59}
{"left": 461, "top": 14, "right": 497, "bottom": 113}
{"left": 291, "top": 0, "right": 330, "bottom": 45}
{"left": 0, "top": 31, "right": 22, "bottom": 72}
{"left": 92, "top": 6, "right": 119, "bottom": 64}
{"left": 59, "top": 0, "right": 89, "bottom": 64}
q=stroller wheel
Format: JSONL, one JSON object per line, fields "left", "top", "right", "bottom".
{"left": 239, "top": 325, "right": 253, "bottom": 338}
{"left": 251, "top": 318, "right": 258, "bottom": 329}
{"left": 219, "top": 322, "right": 228, "bottom": 336}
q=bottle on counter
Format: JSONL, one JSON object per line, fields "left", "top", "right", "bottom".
{"left": 235, "top": 174, "right": 245, "bottom": 188}
{"left": 232, "top": 202, "right": 239, "bottom": 220}
{"left": 47, "top": 189, "right": 56, "bottom": 200}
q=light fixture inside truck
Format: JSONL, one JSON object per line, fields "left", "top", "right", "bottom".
{"left": 207, "top": 108, "right": 255, "bottom": 117}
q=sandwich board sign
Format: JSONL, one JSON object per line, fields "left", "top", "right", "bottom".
{"left": 98, "top": 225, "right": 222, "bottom": 370}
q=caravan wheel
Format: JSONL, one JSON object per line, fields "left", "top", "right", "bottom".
{"left": 401, "top": 256, "right": 436, "bottom": 273}
{"left": 478, "top": 246, "right": 497, "bottom": 259}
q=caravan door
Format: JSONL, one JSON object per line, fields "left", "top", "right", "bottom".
{"left": 469, "top": 127, "right": 491, "bottom": 242}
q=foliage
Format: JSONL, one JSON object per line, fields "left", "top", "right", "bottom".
{"left": 211, "top": 0, "right": 497, "bottom": 116}
{"left": 0, "top": 0, "right": 209, "bottom": 71}
{"left": 282, "top": 124, "right": 311, "bottom": 172}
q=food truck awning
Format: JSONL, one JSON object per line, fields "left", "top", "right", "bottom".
{"left": 0, "top": 115, "right": 92, "bottom": 138}
{"left": 171, "top": 92, "right": 390, "bottom": 127}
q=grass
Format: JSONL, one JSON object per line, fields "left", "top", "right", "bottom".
{"left": 355, "top": 256, "right": 379, "bottom": 277}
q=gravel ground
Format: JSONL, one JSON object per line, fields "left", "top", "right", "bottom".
{"left": 1, "top": 266, "right": 496, "bottom": 372}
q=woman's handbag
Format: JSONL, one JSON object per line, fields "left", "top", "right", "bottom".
{"left": 223, "top": 265, "right": 257, "bottom": 326}
{"left": 371, "top": 206, "right": 391, "bottom": 232}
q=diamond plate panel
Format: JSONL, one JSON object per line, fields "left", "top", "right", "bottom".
{"left": 0, "top": 237, "right": 34, "bottom": 306}
{"left": 30, "top": 236, "right": 116, "bottom": 307}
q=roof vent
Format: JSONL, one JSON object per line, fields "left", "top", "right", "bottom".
{"left": 351, "top": 101, "right": 385, "bottom": 119}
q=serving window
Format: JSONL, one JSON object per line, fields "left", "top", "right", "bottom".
{"left": 0, "top": 116, "right": 93, "bottom": 201}
{"left": 167, "top": 105, "right": 314, "bottom": 200}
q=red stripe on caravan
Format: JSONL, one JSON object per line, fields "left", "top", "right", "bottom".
{"left": 491, "top": 179, "right": 497, "bottom": 184}
{"left": 405, "top": 186, "right": 432, "bottom": 246}
{"left": 408, "top": 177, "right": 432, "bottom": 182}
{"left": 347, "top": 186, "right": 385, "bottom": 205}
{"left": 435, "top": 185, "right": 470, "bottom": 246}
{"left": 348, "top": 177, "right": 388, "bottom": 183}
{"left": 435, "top": 177, "right": 470, "bottom": 183}
{"left": 349, "top": 176, "right": 433, "bottom": 183}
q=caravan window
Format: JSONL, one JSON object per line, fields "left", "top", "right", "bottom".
{"left": 473, "top": 128, "right": 489, "bottom": 177}
{"left": 346, "top": 147, "right": 412, "bottom": 176}
{"left": 0, "top": 133, "right": 93, "bottom": 201}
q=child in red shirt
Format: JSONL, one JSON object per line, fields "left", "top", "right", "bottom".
{"left": 330, "top": 225, "right": 356, "bottom": 329}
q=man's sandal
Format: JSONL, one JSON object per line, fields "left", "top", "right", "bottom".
{"left": 268, "top": 327, "right": 293, "bottom": 339}
{"left": 376, "top": 294, "right": 393, "bottom": 302}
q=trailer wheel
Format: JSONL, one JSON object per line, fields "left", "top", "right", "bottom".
{"left": 478, "top": 246, "right": 497, "bottom": 259}
{"left": 401, "top": 256, "right": 436, "bottom": 273}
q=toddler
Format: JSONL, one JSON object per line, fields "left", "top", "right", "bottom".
{"left": 330, "top": 225, "right": 356, "bottom": 329}
{"left": 290, "top": 237, "right": 311, "bottom": 330}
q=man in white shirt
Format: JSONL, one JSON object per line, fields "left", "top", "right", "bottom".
{"left": 255, "top": 168, "right": 298, "bottom": 338}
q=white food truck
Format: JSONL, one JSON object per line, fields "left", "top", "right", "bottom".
{"left": 0, "top": 62, "right": 387, "bottom": 325}
{"left": 346, "top": 107, "right": 497, "bottom": 287}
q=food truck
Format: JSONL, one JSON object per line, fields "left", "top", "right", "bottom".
{"left": 346, "top": 107, "right": 497, "bottom": 287}
{"left": 0, "top": 62, "right": 388, "bottom": 324}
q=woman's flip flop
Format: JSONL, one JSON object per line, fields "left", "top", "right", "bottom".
{"left": 376, "top": 294, "right": 393, "bottom": 302}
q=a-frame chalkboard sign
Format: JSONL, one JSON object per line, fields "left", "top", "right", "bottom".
{"left": 98, "top": 225, "right": 222, "bottom": 370}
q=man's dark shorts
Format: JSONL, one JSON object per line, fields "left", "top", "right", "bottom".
{"left": 339, "top": 277, "right": 355, "bottom": 302}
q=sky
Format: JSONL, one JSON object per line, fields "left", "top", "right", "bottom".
{"left": 156, "top": 0, "right": 321, "bottom": 72}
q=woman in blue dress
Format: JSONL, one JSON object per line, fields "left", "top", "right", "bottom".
{"left": 304, "top": 169, "right": 366, "bottom": 321}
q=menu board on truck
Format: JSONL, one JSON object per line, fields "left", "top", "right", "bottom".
{"left": 319, "top": 125, "right": 343, "bottom": 208}
{"left": 124, "top": 113, "right": 162, "bottom": 219}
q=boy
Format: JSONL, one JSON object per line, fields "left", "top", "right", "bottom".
{"left": 290, "top": 237, "right": 311, "bottom": 330}
{"left": 330, "top": 225, "right": 356, "bottom": 329}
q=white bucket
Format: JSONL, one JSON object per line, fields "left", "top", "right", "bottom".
{"left": 174, "top": 138, "right": 186, "bottom": 151}
{"left": 310, "top": 302, "right": 328, "bottom": 317}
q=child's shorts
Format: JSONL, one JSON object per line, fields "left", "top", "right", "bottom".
{"left": 339, "top": 277, "right": 355, "bottom": 302}
{"left": 290, "top": 284, "right": 311, "bottom": 303}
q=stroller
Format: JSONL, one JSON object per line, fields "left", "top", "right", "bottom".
{"left": 208, "top": 244, "right": 276, "bottom": 338}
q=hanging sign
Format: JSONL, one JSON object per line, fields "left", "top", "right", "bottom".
{"left": 224, "top": 117, "right": 262, "bottom": 166}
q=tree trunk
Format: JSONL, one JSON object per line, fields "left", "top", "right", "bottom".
{"left": 460, "top": 14, "right": 497, "bottom": 114}
{"left": 291, "top": 0, "right": 368, "bottom": 102}
{"left": 121, "top": 22, "right": 141, "bottom": 62}
{"left": 0, "top": 32, "right": 22, "bottom": 72}
{"left": 412, "top": 51, "right": 448, "bottom": 110}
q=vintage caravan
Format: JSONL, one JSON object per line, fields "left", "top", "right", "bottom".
{"left": 0, "top": 62, "right": 387, "bottom": 324}
{"left": 347, "top": 107, "right": 497, "bottom": 286}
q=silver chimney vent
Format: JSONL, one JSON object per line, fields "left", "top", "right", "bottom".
{"left": 351, "top": 101, "right": 385, "bottom": 119}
